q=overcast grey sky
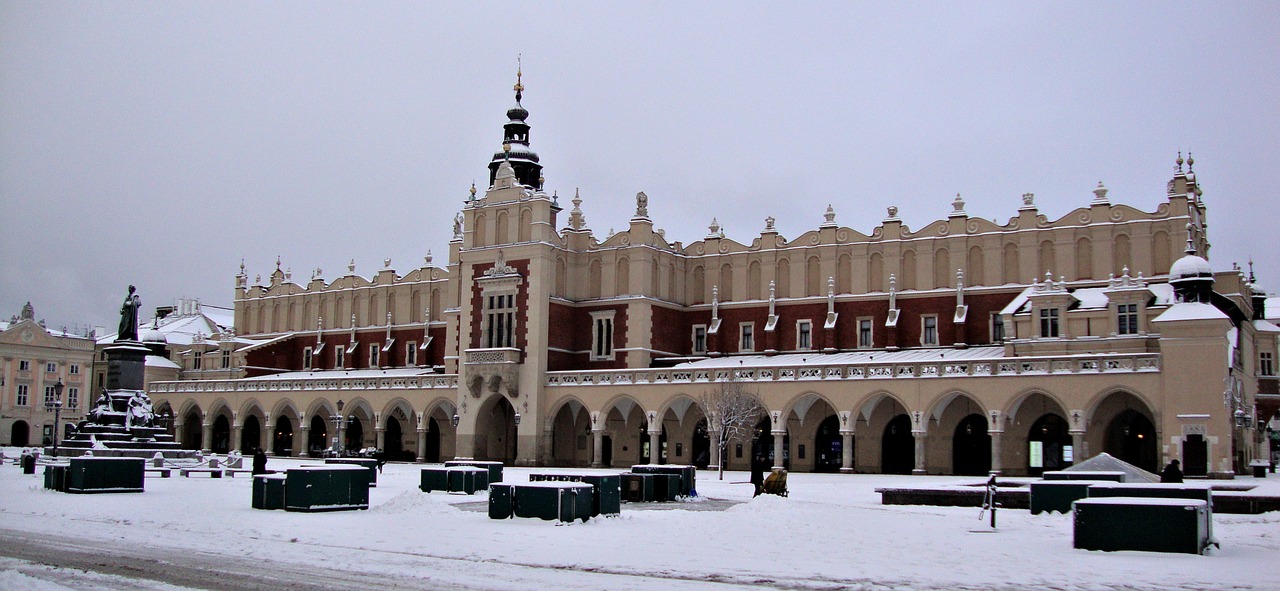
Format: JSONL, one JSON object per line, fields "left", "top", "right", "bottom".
{"left": 3, "top": 2, "right": 1278, "bottom": 332}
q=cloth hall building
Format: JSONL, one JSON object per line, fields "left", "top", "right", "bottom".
{"left": 149, "top": 79, "right": 1278, "bottom": 479}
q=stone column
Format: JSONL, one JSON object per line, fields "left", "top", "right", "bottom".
{"left": 231, "top": 423, "right": 243, "bottom": 453}
{"left": 591, "top": 428, "right": 604, "bottom": 468}
{"left": 376, "top": 427, "right": 386, "bottom": 451}
{"left": 336, "top": 423, "right": 347, "bottom": 454}
{"left": 416, "top": 426, "right": 427, "bottom": 463}
{"left": 174, "top": 420, "right": 184, "bottom": 447}
{"left": 840, "top": 431, "right": 855, "bottom": 473}
{"left": 709, "top": 434, "right": 722, "bottom": 472}
{"left": 201, "top": 422, "right": 213, "bottom": 454}
{"left": 989, "top": 431, "right": 1004, "bottom": 474}
{"left": 648, "top": 429, "right": 662, "bottom": 464}
{"left": 261, "top": 413, "right": 272, "bottom": 456}
{"left": 911, "top": 432, "right": 931, "bottom": 478}
{"left": 1071, "top": 430, "right": 1086, "bottom": 464}
{"left": 296, "top": 424, "right": 309, "bottom": 458}
{"left": 772, "top": 430, "right": 786, "bottom": 471}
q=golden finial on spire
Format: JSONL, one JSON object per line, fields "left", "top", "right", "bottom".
{"left": 513, "top": 54, "right": 524, "bottom": 99}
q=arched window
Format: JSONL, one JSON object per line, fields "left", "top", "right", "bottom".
{"left": 473, "top": 213, "right": 486, "bottom": 247}
{"left": 1152, "top": 231, "right": 1171, "bottom": 275}
{"left": 1075, "top": 238, "right": 1093, "bottom": 280}
{"left": 1113, "top": 234, "right": 1131, "bottom": 276}
{"left": 806, "top": 256, "right": 821, "bottom": 296}
{"left": 869, "top": 252, "right": 884, "bottom": 292}
{"left": 1002, "top": 243, "right": 1019, "bottom": 284}
{"left": 616, "top": 257, "right": 630, "bottom": 295}
{"left": 518, "top": 208, "right": 532, "bottom": 242}
{"left": 719, "top": 263, "right": 734, "bottom": 301}
{"left": 900, "top": 250, "right": 917, "bottom": 291}
{"left": 967, "top": 246, "right": 983, "bottom": 286}
{"left": 776, "top": 259, "right": 791, "bottom": 298}
{"left": 933, "top": 248, "right": 950, "bottom": 289}
{"left": 837, "top": 254, "right": 852, "bottom": 294}
{"left": 747, "top": 261, "right": 762, "bottom": 300}
{"left": 1039, "top": 240, "right": 1056, "bottom": 276}
{"left": 589, "top": 260, "right": 603, "bottom": 299}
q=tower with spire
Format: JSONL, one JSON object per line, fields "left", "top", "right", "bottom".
{"left": 488, "top": 60, "right": 543, "bottom": 190}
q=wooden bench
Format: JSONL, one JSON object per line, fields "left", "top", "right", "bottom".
{"left": 180, "top": 468, "right": 223, "bottom": 478}
{"left": 145, "top": 468, "right": 172, "bottom": 478}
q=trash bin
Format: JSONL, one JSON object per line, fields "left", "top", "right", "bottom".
{"left": 448, "top": 467, "right": 485, "bottom": 494}
{"left": 22, "top": 454, "right": 36, "bottom": 475}
{"left": 1030, "top": 480, "right": 1105, "bottom": 515}
{"left": 324, "top": 458, "right": 379, "bottom": 487}
{"left": 651, "top": 473, "right": 681, "bottom": 502}
{"left": 66, "top": 457, "right": 145, "bottom": 493}
{"left": 420, "top": 467, "right": 450, "bottom": 492}
{"left": 44, "top": 465, "right": 68, "bottom": 492}
{"left": 252, "top": 474, "right": 287, "bottom": 510}
{"left": 489, "top": 483, "right": 515, "bottom": 519}
{"left": 1074, "top": 497, "right": 1211, "bottom": 554}
{"left": 284, "top": 465, "right": 369, "bottom": 511}
{"left": 630, "top": 464, "right": 696, "bottom": 496}
{"left": 622, "top": 473, "right": 655, "bottom": 502}
{"left": 1250, "top": 461, "right": 1268, "bottom": 478}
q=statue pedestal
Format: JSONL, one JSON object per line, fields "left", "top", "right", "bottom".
{"left": 106, "top": 342, "right": 149, "bottom": 391}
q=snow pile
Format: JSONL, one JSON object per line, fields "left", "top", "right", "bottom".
{"left": 371, "top": 489, "right": 459, "bottom": 515}
{"left": 1064, "top": 452, "right": 1159, "bottom": 483}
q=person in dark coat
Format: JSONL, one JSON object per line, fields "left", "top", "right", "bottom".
{"left": 252, "top": 448, "right": 268, "bottom": 475}
{"left": 750, "top": 455, "right": 765, "bottom": 497}
{"left": 1160, "top": 459, "right": 1184, "bottom": 483}
{"left": 373, "top": 449, "right": 387, "bottom": 474}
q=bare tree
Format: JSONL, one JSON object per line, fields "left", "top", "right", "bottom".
{"left": 699, "top": 379, "right": 766, "bottom": 480}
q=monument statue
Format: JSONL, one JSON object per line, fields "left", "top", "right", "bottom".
{"left": 117, "top": 285, "right": 141, "bottom": 341}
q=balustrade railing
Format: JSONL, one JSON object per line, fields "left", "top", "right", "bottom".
{"left": 546, "top": 353, "right": 1160, "bottom": 387}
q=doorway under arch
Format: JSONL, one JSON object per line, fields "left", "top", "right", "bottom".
{"left": 273, "top": 416, "right": 294, "bottom": 456}
{"left": 476, "top": 396, "right": 517, "bottom": 464}
{"left": 1106, "top": 409, "right": 1157, "bottom": 472}
{"left": 240, "top": 415, "right": 261, "bottom": 453}
{"left": 385, "top": 417, "right": 404, "bottom": 460}
{"left": 182, "top": 412, "right": 202, "bottom": 450}
{"left": 692, "top": 418, "right": 711, "bottom": 469}
{"left": 952, "top": 413, "right": 991, "bottom": 476}
{"left": 1027, "top": 413, "right": 1071, "bottom": 475}
{"left": 211, "top": 416, "right": 231, "bottom": 454}
{"left": 308, "top": 416, "right": 328, "bottom": 455}
{"left": 881, "top": 414, "right": 914, "bottom": 474}
{"left": 814, "top": 415, "right": 843, "bottom": 472}
{"left": 10, "top": 420, "right": 29, "bottom": 446}
{"left": 423, "top": 417, "right": 441, "bottom": 463}
{"left": 345, "top": 417, "right": 364, "bottom": 452}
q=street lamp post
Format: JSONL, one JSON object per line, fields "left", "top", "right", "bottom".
{"left": 330, "top": 399, "right": 345, "bottom": 456}
{"left": 44, "top": 378, "right": 65, "bottom": 457}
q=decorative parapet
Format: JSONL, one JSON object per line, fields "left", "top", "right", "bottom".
{"left": 546, "top": 353, "right": 1160, "bottom": 386}
{"left": 464, "top": 348, "right": 522, "bottom": 364}
{"left": 149, "top": 374, "right": 459, "bottom": 395}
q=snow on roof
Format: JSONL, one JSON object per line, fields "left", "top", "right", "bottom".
{"left": 1267, "top": 296, "right": 1280, "bottom": 322}
{"left": 243, "top": 367, "right": 437, "bottom": 381}
{"left": 97, "top": 306, "right": 234, "bottom": 346}
{"left": 145, "top": 355, "right": 181, "bottom": 369}
{"left": 673, "top": 346, "right": 1007, "bottom": 369}
{"left": 1254, "top": 319, "right": 1280, "bottom": 333}
{"left": 1151, "top": 302, "right": 1230, "bottom": 323}
{"left": 1070, "top": 288, "right": 1109, "bottom": 310}
{"left": 1148, "top": 282, "right": 1175, "bottom": 306}
{"left": 999, "top": 287, "right": 1033, "bottom": 315}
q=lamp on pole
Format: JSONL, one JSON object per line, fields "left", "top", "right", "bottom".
{"left": 44, "top": 378, "right": 65, "bottom": 456}
{"left": 330, "top": 399, "right": 345, "bottom": 456}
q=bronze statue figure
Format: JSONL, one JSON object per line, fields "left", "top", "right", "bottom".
{"left": 118, "top": 285, "right": 140, "bottom": 341}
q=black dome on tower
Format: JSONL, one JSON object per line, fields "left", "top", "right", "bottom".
{"left": 488, "top": 66, "right": 543, "bottom": 190}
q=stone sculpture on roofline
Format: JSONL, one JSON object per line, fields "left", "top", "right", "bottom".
{"left": 53, "top": 285, "right": 193, "bottom": 458}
